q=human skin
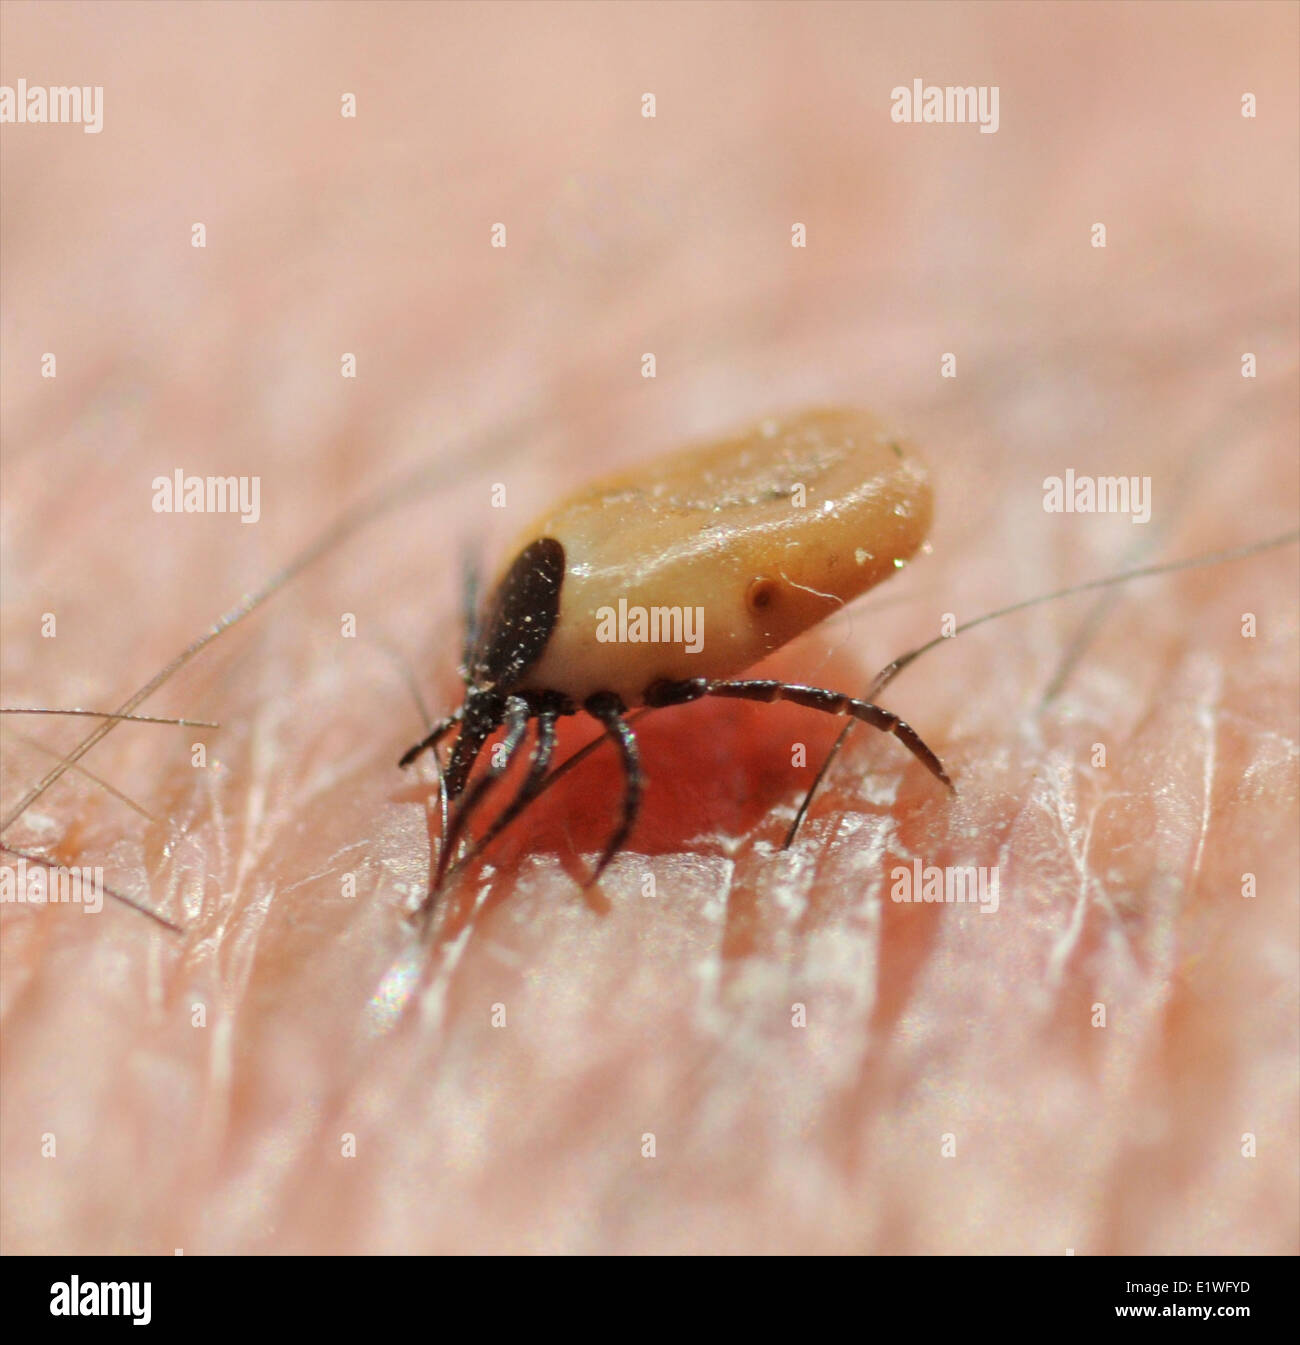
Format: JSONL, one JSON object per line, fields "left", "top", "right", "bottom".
{"left": 1, "top": 1, "right": 1296, "bottom": 1254}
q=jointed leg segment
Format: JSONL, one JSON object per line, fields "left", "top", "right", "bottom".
{"left": 643, "top": 677, "right": 953, "bottom": 792}
{"left": 434, "top": 694, "right": 531, "bottom": 887}
{"left": 442, "top": 698, "right": 565, "bottom": 884}
{"left": 583, "top": 692, "right": 643, "bottom": 887}
{"left": 397, "top": 707, "right": 463, "bottom": 769}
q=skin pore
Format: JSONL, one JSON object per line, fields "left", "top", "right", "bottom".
{"left": 1, "top": 3, "right": 1296, "bottom": 1254}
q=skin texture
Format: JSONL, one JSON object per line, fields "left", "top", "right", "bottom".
{"left": 1, "top": 2, "right": 1297, "bottom": 1255}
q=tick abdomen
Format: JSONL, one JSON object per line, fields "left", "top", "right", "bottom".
{"left": 509, "top": 408, "right": 933, "bottom": 703}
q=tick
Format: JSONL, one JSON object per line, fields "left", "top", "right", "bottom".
{"left": 400, "top": 407, "right": 954, "bottom": 899}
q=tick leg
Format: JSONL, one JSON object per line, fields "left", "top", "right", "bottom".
{"left": 643, "top": 677, "right": 710, "bottom": 709}
{"left": 646, "top": 677, "right": 952, "bottom": 793}
{"left": 397, "top": 707, "right": 464, "bottom": 769}
{"left": 583, "top": 692, "right": 642, "bottom": 888}
{"left": 445, "top": 700, "right": 563, "bottom": 880}
{"left": 703, "top": 679, "right": 953, "bottom": 793}
{"left": 434, "top": 694, "right": 531, "bottom": 890}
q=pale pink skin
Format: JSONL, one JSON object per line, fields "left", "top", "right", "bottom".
{"left": 1, "top": 3, "right": 1296, "bottom": 1254}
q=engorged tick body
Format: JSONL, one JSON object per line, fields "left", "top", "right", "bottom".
{"left": 400, "top": 407, "right": 953, "bottom": 897}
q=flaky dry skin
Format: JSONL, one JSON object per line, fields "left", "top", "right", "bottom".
{"left": 1, "top": 2, "right": 1296, "bottom": 1254}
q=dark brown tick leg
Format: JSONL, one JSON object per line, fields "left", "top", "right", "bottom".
{"left": 582, "top": 692, "right": 643, "bottom": 887}
{"left": 434, "top": 694, "right": 531, "bottom": 890}
{"left": 445, "top": 695, "right": 567, "bottom": 881}
{"left": 397, "top": 707, "right": 464, "bottom": 769}
{"left": 643, "top": 677, "right": 953, "bottom": 793}
{"left": 438, "top": 697, "right": 499, "bottom": 800}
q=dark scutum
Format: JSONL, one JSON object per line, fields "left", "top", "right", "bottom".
{"left": 468, "top": 537, "right": 566, "bottom": 691}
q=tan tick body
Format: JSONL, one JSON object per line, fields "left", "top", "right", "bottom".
{"left": 510, "top": 408, "right": 933, "bottom": 703}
